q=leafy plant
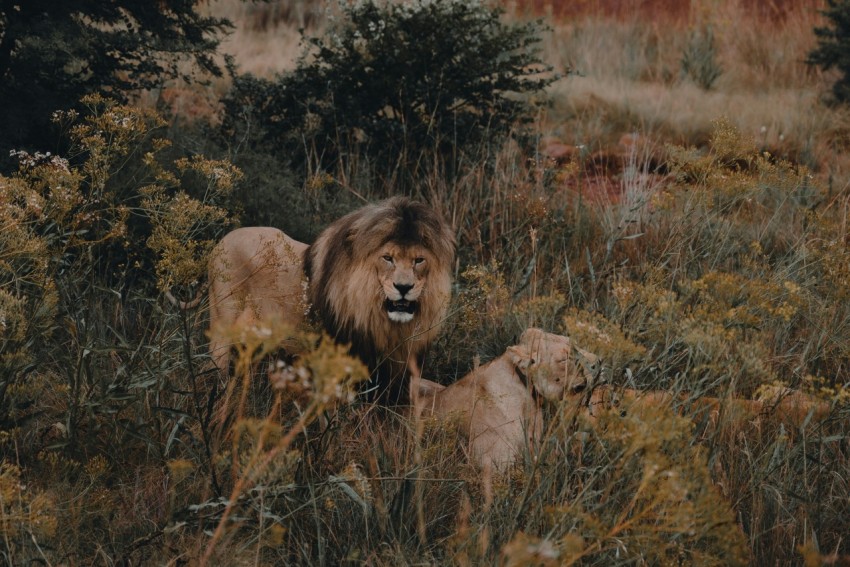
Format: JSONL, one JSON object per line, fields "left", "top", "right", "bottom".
{"left": 222, "top": 0, "right": 556, "bottom": 192}
{"left": 0, "top": 95, "right": 238, "bottom": 434}
{"left": 0, "top": 1, "right": 233, "bottom": 171}
{"left": 0, "top": 463, "right": 56, "bottom": 563}
{"left": 808, "top": 0, "right": 850, "bottom": 103}
{"left": 681, "top": 25, "right": 722, "bottom": 90}
{"left": 547, "top": 404, "right": 749, "bottom": 566}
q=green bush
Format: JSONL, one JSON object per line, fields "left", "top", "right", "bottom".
{"left": 222, "top": 0, "right": 555, "bottom": 193}
{"left": 681, "top": 25, "right": 722, "bottom": 90}
{"left": 808, "top": 0, "right": 850, "bottom": 103}
{"left": 0, "top": 1, "right": 232, "bottom": 172}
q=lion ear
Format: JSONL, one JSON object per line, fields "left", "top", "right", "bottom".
{"left": 507, "top": 345, "right": 534, "bottom": 372}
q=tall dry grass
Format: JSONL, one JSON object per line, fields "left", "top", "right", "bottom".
{"left": 186, "top": 1, "right": 850, "bottom": 562}
{"left": 3, "top": 97, "right": 849, "bottom": 566}
{"left": 538, "top": 0, "right": 843, "bottom": 171}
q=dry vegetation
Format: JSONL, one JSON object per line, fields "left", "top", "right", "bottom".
{"left": 2, "top": 0, "right": 850, "bottom": 565}
{"left": 537, "top": 0, "right": 848, "bottom": 178}
{"left": 205, "top": 0, "right": 850, "bottom": 182}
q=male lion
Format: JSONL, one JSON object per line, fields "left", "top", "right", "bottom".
{"left": 305, "top": 196, "right": 455, "bottom": 403}
{"left": 206, "top": 197, "right": 455, "bottom": 404}
{"left": 414, "top": 328, "right": 602, "bottom": 470}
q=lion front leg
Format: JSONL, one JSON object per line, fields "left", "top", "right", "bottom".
{"left": 407, "top": 354, "right": 424, "bottom": 405}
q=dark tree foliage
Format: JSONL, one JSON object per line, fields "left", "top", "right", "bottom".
{"left": 808, "top": 0, "right": 850, "bottom": 103}
{"left": 0, "top": 0, "right": 232, "bottom": 170}
{"left": 221, "top": 0, "right": 555, "bottom": 191}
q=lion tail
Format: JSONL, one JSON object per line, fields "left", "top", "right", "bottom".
{"left": 165, "top": 283, "right": 208, "bottom": 310}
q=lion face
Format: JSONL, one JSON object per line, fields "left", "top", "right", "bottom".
{"left": 376, "top": 243, "right": 433, "bottom": 323}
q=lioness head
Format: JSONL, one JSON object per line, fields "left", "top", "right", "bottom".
{"left": 507, "top": 328, "right": 602, "bottom": 401}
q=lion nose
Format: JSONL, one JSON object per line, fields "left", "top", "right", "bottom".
{"left": 394, "top": 283, "right": 413, "bottom": 297}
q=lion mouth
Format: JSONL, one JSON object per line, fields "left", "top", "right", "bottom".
{"left": 385, "top": 299, "right": 418, "bottom": 322}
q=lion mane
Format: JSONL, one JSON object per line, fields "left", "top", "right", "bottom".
{"left": 305, "top": 196, "right": 455, "bottom": 403}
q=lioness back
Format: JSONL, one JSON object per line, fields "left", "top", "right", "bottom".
{"left": 305, "top": 196, "right": 455, "bottom": 404}
{"left": 208, "top": 226, "right": 308, "bottom": 374}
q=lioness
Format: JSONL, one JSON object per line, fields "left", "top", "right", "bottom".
{"left": 414, "top": 328, "right": 602, "bottom": 470}
{"left": 206, "top": 197, "right": 455, "bottom": 404}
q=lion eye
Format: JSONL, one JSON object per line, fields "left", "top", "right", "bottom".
{"left": 382, "top": 255, "right": 393, "bottom": 263}
{"left": 414, "top": 257, "right": 425, "bottom": 265}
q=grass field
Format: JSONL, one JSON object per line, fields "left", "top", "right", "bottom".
{"left": 2, "top": 0, "right": 849, "bottom": 564}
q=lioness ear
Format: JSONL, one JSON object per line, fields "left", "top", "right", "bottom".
{"left": 507, "top": 345, "right": 534, "bottom": 372}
